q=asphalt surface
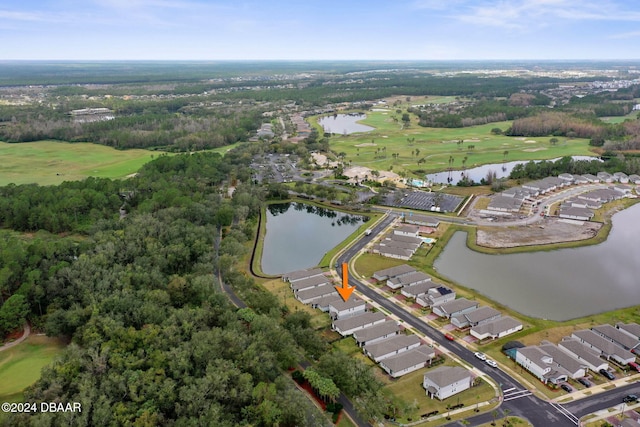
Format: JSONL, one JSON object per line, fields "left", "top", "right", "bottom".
{"left": 336, "top": 214, "right": 590, "bottom": 426}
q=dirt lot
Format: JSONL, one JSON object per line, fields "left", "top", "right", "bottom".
{"left": 476, "top": 218, "right": 602, "bottom": 248}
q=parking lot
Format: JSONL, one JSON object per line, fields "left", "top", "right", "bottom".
{"left": 382, "top": 190, "right": 463, "bottom": 213}
{"left": 251, "top": 153, "right": 299, "bottom": 183}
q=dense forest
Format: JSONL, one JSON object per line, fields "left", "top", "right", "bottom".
{"left": 0, "top": 149, "right": 398, "bottom": 426}
{"left": 508, "top": 154, "right": 640, "bottom": 180}
{"left": 0, "top": 102, "right": 263, "bottom": 151}
{"left": 0, "top": 66, "right": 607, "bottom": 151}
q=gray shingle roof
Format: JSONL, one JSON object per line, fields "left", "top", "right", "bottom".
{"left": 284, "top": 267, "right": 324, "bottom": 282}
{"left": 539, "top": 341, "right": 586, "bottom": 374}
{"left": 464, "top": 306, "right": 501, "bottom": 324}
{"left": 329, "top": 297, "right": 366, "bottom": 313}
{"left": 296, "top": 283, "right": 337, "bottom": 301}
{"left": 290, "top": 274, "right": 330, "bottom": 291}
{"left": 592, "top": 324, "right": 640, "bottom": 350}
{"left": 375, "top": 245, "right": 412, "bottom": 258}
{"left": 557, "top": 338, "right": 607, "bottom": 368}
{"left": 471, "top": 316, "right": 522, "bottom": 337}
{"left": 364, "top": 334, "right": 421, "bottom": 359}
{"left": 423, "top": 366, "right": 471, "bottom": 388}
{"left": 616, "top": 322, "right": 640, "bottom": 339}
{"left": 572, "top": 329, "right": 631, "bottom": 359}
{"left": 373, "top": 264, "right": 415, "bottom": 279}
{"left": 332, "top": 311, "right": 386, "bottom": 332}
{"left": 389, "top": 271, "right": 431, "bottom": 287}
{"left": 395, "top": 224, "right": 419, "bottom": 234}
{"left": 434, "top": 298, "right": 478, "bottom": 315}
{"left": 402, "top": 281, "right": 436, "bottom": 297}
{"left": 380, "top": 346, "right": 435, "bottom": 373}
{"left": 353, "top": 320, "right": 400, "bottom": 343}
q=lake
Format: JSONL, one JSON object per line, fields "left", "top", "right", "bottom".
{"left": 318, "top": 113, "right": 375, "bottom": 135}
{"left": 433, "top": 203, "right": 640, "bottom": 320}
{"left": 425, "top": 156, "right": 599, "bottom": 185}
{"left": 261, "top": 202, "right": 368, "bottom": 275}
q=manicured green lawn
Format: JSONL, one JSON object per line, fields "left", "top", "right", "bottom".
{"left": 383, "top": 365, "right": 496, "bottom": 424}
{"left": 0, "top": 140, "right": 158, "bottom": 186}
{"left": 354, "top": 253, "right": 406, "bottom": 279}
{"left": 315, "top": 108, "right": 597, "bottom": 176}
{"left": 0, "top": 336, "right": 65, "bottom": 400}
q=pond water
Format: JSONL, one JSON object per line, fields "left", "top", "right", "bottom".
{"left": 261, "top": 202, "right": 368, "bottom": 275}
{"left": 318, "top": 113, "right": 375, "bottom": 135}
{"left": 433, "top": 203, "right": 640, "bottom": 321}
{"left": 425, "top": 156, "right": 599, "bottom": 185}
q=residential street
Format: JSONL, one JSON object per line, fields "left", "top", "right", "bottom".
{"left": 335, "top": 215, "right": 640, "bottom": 426}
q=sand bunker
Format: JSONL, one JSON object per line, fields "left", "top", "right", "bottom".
{"left": 355, "top": 142, "right": 377, "bottom": 147}
{"left": 311, "top": 152, "right": 339, "bottom": 168}
{"left": 523, "top": 148, "right": 547, "bottom": 152}
{"left": 514, "top": 137, "right": 526, "bottom": 141}
{"left": 524, "top": 140, "right": 537, "bottom": 144}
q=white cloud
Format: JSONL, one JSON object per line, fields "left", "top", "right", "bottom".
{"left": 0, "top": 10, "right": 46, "bottom": 22}
{"left": 412, "top": 0, "right": 467, "bottom": 10}
{"left": 452, "top": 0, "right": 640, "bottom": 29}
{"left": 608, "top": 30, "right": 640, "bottom": 39}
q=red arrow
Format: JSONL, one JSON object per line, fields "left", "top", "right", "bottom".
{"left": 336, "top": 262, "right": 355, "bottom": 302}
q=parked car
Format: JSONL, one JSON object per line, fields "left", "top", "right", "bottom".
{"left": 560, "top": 384, "right": 572, "bottom": 393}
{"left": 599, "top": 369, "right": 616, "bottom": 380}
{"left": 577, "top": 378, "right": 591, "bottom": 388}
{"left": 444, "top": 333, "right": 455, "bottom": 341}
{"left": 474, "top": 352, "right": 487, "bottom": 361}
{"left": 628, "top": 361, "right": 640, "bottom": 372}
{"left": 623, "top": 394, "right": 638, "bottom": 403}
{"left": 485, "top": 359, "right": 498, "bottom": 368}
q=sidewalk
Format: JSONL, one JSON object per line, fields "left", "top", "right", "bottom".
{"left": 552, "top": 372, "right": 640, "bottom": 404}
{"left": 346, "top": 252, "right": 502, "bottom": 400}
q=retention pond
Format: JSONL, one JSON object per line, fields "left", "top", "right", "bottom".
{"left": 261, "top": 202, "right": 368, "bottom": 275}
{"left": 433, "top": 203, "right": 640, "bottom": 320}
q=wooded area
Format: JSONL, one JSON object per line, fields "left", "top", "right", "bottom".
{"left": 0, "top": 149, "right": 394, "bottom": 426}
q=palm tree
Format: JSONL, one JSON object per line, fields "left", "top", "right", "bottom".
{"left": 503, "top": 150, "right": 509, "bottom": 161}
{"left": 503, "top": 408, "right": 511, "bottom": 425}
{"left": 415, "top": 148, "right": 420, "bottom": 157}
{"left": 491, "top": 409, "right": 498, "bottom": 426}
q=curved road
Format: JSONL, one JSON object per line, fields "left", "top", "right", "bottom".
{"left": 336, "top": 214, "right": 640, "bottom": 426}
{"left": 0, "top": 322, "right": 31, "bottom": 352}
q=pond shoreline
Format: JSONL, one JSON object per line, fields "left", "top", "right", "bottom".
{"left": 432, "top": 202, "right": 640, "bottom": 320}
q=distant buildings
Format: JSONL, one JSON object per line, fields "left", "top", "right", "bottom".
{"left": 486, "top": 171, "right": 635, "bottom": 218}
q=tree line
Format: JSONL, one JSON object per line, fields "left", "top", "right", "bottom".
{"left": 1, "top": 148, "right": 391, "bottom": 426}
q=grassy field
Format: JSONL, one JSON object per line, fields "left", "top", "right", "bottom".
{"left": 315, "top": 106, "right": 597, "bottom": 176}
{"left": 0, "top": 335, "right": 65, "bottom": 402}
{"left": 354, "top": 253, "right": 406, "bottom": 279}
{"left": 383, "top": 365, "right": 496, "bottom": 425}
{"left": 261, "top": 278, "right": 332, "bottom": 329}
{"left": 0, "top": 140, "right": 158, "bottom": 186}
{"left": 0, "top": 140, "right": 247, "bottom": 187}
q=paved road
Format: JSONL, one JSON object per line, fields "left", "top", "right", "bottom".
{"left": 0, "top": 322, "right": 31, "bottom": 352}
{"left": 473, "top": 183, "right": 612, "bottom": 227}
{"left": 336, "top": 218, "right": 578, "bottom": 426}
{"left": 565, "top": 381, "right": 640, "bottom": 418}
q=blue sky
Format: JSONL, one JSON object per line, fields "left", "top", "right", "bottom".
{"left": 2, "top": 0, "right": 640, "bottom": 60}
